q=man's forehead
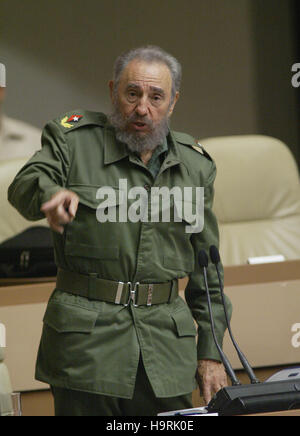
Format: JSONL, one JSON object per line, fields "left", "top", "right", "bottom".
{"left": 120, "top": 59, "right": 172, "bottom": 90}
{"left": 126, "top": 82, "right": 165, "bottom": 94}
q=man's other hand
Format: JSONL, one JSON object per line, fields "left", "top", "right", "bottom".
{"left": 41, "top": 190, "right": 79, "bottom": 234}
{"left": 197, "top": 359, "right": 228, "bottom": 405}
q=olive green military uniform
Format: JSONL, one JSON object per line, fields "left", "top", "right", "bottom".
{"left": 8, "top": 110, "right": 232, "bottom": 415}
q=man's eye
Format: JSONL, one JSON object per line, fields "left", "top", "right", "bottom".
{"left": 151, "top": 95, "right": 163, "bottom": 105}
{"left": 128, "top": 92, "right": 137, "bottom": 98}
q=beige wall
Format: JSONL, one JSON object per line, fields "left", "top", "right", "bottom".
{"left": 0, "top": 0, "right": 298, "bottom": 158}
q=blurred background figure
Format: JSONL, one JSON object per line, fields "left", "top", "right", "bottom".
{"left": 0, "top": 64, "right": 41, "bottom": 161}
{"left": 0, "top": 64, "right": 45, "bottom": 245}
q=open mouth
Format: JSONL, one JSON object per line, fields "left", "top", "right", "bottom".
{"left": 131, "top": 121, "right": 148, "bottom": 131}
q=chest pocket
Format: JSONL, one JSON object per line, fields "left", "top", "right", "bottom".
{"left": 64, "top": 184, "right": 123, "bottom": 260}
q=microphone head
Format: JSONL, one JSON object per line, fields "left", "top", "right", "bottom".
{"left": 210, "top": 245, "right": 221, "bottom": 265}
{"left": 198, "top": 250, "right": 209, "bottom": 268}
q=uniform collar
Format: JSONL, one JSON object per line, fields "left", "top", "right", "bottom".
{"left": 166, "top": 130, "right": 184, "bottom": 164}
{"left": 155, "top": 129, "right": 187, "bottom": 173}
{"left": 157, "top": 135, "right": 169, "bottom": 155}
{"left": 103, "top": 124, "right": 129, "bottom": 165}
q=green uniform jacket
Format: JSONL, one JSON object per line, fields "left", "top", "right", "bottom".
{"left": 8, "top": 110, "right": 232, "bottom": 399}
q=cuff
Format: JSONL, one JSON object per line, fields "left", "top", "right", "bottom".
{"left": 40, "top": 185, "right": 65, "bottom": 205}
{"left": 197, "top": 328, "right": 224, "bottom": 362}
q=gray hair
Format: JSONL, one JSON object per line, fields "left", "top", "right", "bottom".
{"left": 112, "top": 45, "right": 182, "bottom": 102}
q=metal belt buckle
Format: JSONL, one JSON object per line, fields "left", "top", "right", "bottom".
{"left": 131, "top": 282, "right": 140, "bottom": 307}
{"left": 124, "top": 282, "right": 140, "bottom": 307}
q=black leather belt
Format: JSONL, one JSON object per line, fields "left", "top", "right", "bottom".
{"left": 56, "top": 268, "right": 179, "bottom": 306}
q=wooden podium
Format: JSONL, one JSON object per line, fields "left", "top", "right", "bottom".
{"left": 222, "top": 260, "right": 300, "bottom": 370}
{"left": 0, "top": 278, "right": 55, "bottom": 392}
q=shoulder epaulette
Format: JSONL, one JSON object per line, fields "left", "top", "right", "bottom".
{"left": 191, "top": 142, "right": 213, "bottom": 161}
{"left": 172, "top": 131, "right": 213, "bottom": 161}
{"left": 57, "top": 110, "right": 107, "bottom": 133}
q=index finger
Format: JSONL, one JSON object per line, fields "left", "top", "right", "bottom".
{"left": 202, "top": 383, "right": 212, "bottom": 405}
{"left": 67, "top": 195, "right": 79, "bottom": 218}
{"left": 41, "top": 190, "right": 67, "bottom": 212}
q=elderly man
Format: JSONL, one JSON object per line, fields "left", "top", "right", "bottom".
{"left": 8, "top": 46, "right": 231, "bottom": 416}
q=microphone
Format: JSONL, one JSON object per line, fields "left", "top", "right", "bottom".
{"left": 199, "top": 249, "right": 300, "bottom": 415}
{"left": 209, "top": 245, "right": 260, "bottom": 385}
{"left": 198, "top": 250, "right": 241, "bottom": 386}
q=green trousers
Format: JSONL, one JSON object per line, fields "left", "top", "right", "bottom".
{"left": 51, "top": 356, "right": 193, "bottom": 416}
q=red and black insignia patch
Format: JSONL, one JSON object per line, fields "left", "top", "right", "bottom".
{"left": 61, "top": 114, "right": 83, "bottom": 129}
{"left": 67, "top": 115, "right": 83, "bottom": 123}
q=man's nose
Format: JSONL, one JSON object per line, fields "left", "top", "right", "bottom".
{"left": 135, "top": 97, "right": 149, "bottom": 117}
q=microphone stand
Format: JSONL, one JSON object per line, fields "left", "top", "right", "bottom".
{"left": 209, "top": 245, "right": 260, "bottom": 385}
{"left": 198, "top": 250, "right": 241, "bottom": 387}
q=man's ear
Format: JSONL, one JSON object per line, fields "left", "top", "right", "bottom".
{"left": 108, "top": 80, "right": 115, "bottom": 102}
{"left": 168, "top": 91, "right": 179, "bottom": 117}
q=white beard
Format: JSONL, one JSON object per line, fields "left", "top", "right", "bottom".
{"left": 108, "top": 104, "right": 170, "bottom": 153}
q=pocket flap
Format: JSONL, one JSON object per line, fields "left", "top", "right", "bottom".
{"left": 163, "top": 255, "right": 194, "bottom": 272}
{"left": 171, "top": 309, "right": 197, "bottom": 337}
{"left": 64, "top": 243, "right": 119, "bottom": 260}
{"left": 68, "top": 184, "right": 123, "bottom": 210}
{"left": 43, "top": 301, "right": 98, "bottom": 333}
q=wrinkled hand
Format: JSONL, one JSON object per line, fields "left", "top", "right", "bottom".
{"left": 41, "top": 190, "right": 79, "bottom": 234}
{"left": 197, "top": 359, "right": 228, "bottom": 405}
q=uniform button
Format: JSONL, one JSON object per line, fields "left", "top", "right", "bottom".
{"left": 144, "top": 184, "right": 151, "bottom": 192}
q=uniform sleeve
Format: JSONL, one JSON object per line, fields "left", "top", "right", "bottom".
{"left": 185, "top": 159, "right": 232, "bottom": 362}
{"left": 8, "top": 120, "right": 69, "bottom": 221}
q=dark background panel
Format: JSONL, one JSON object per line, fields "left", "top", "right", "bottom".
{"left": 250, "top": 0, "right": 300, "bottom": 165}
